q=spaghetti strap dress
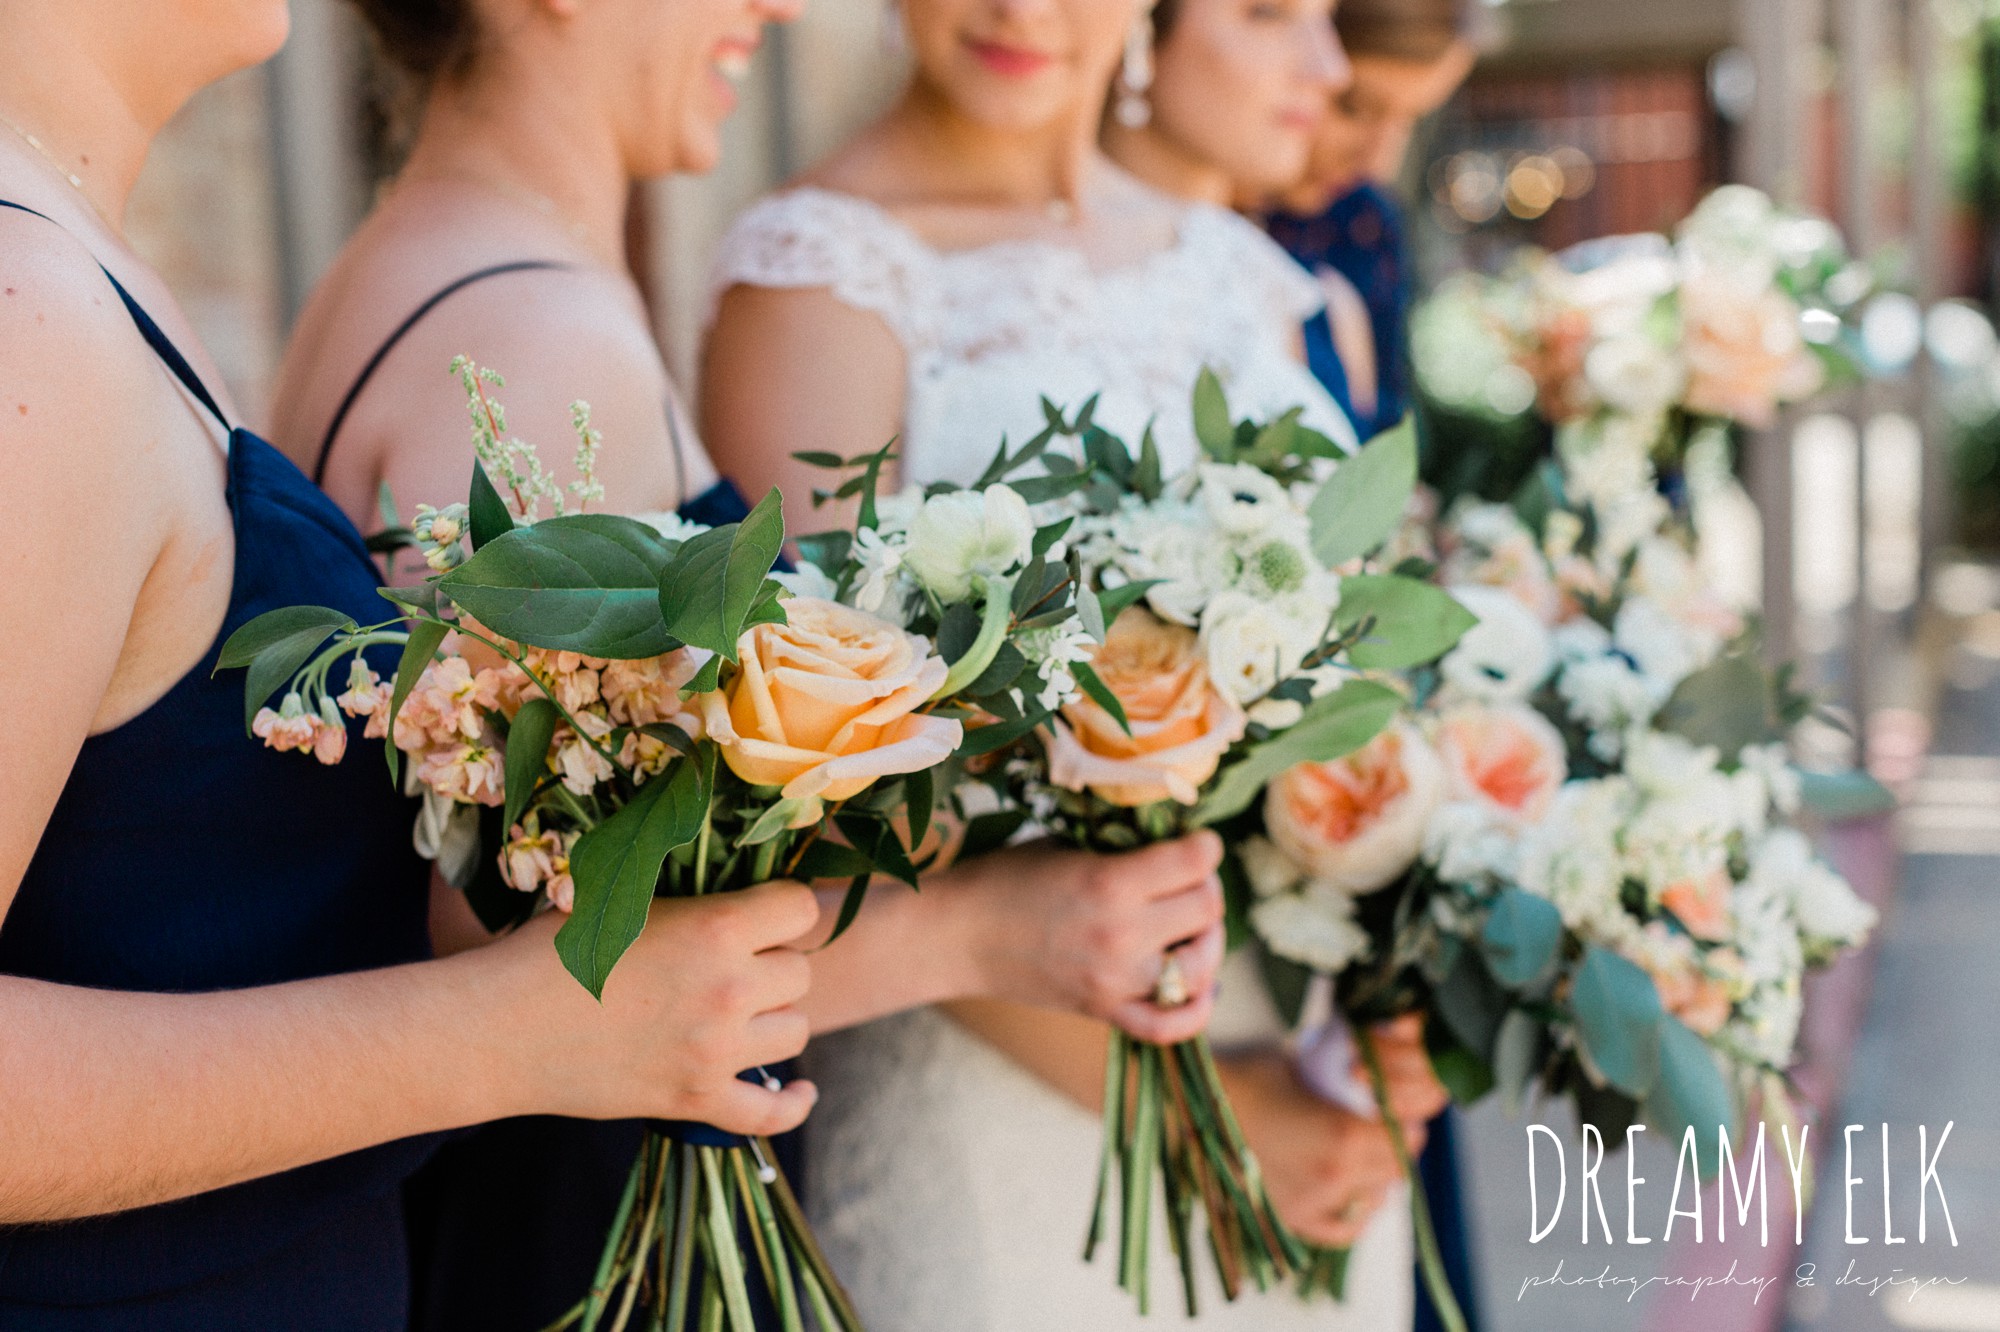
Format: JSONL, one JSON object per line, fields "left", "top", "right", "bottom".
{"left": 305, "top": 260, "right": 763, "bottom": 1332}
{"left": 0, "top": 200, "right": 438, "bottom": 1329}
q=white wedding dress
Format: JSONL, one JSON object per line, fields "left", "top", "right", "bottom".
{"left": 710, "top": 185, "right": 1410, "bottom": 1332}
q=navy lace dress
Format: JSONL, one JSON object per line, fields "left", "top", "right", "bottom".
{"left": 0, "top": 200, "right": 437, "bottom": 1329}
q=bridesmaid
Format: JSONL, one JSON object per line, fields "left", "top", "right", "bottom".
{"left": 1263, "top": 0, "right": 1479, "bottom": 437}
{"left": 273, "top": 1, "right": 1229, "bottom": 1327}
{"left": 700, "top": 0, "right": 1443, "bottom": 1324}
{"left": 0, "top": 2, "right": 822, "bottom": 1329}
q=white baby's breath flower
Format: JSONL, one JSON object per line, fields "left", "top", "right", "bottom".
{"left": 1749, "top": 828, "right": 1877, "bottom": 948}
{"left": 850, "top": 526, "right": 906, "bottom": 615}
{"left": 902, "top": 484, "right": 1036, "bottom": 601}
{"left": 772, "top": 561, "right": 840, "bottom": 602}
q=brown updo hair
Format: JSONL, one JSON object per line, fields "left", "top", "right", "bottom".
{"left": 350, "top": 0, "right": 483, "bottom": 85}
{"left": 1336, "top": 0, "right": 1480, "bottom": 64}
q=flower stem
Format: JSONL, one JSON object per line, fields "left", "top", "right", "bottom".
{"left": 1359, "top": 1031, "right": 1466, "bottom": 1332}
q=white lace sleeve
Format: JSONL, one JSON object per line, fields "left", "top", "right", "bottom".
{"left": 704, "top": 188, "right": 933, "bottom": 349}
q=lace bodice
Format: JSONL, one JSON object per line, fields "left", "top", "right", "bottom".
{"left": 708, "top": 187, "right": 1357, "bottom": 485}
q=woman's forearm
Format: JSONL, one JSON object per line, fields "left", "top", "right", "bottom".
{"left": 801, "top": 875, "right": 989, "bottom": 1034}
{"left": 0, "top": 945, "right": 527, "bottom": 1224}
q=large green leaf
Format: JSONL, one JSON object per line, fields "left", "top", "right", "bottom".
{"left": 657, "top": 489, "right": 786, "bottom": 660}
{"left": 467, "top": 460, "right": 515, "bottom": 551}
{"left": 1193, "top": 679, "right": 1402, "bottom": 824}
{"left": 1334, "top": 574, "right": 1478, "bottom": 670}
{"left": 217, "top": 606, "right": 357, "bottom": 731}
{"left": 1571, "top": 946, "right": 1664, "bottom": 1098}
{"left": 1480, "top": 887, "right": 1564, "bottom": 988}
{"left": 1644, "top": 1014, "right": 1738, "bottom": 1179}
{"left": 1656, "top": 654, "right": 1777, "bottom": 760}
{"left": 501, "top": 698, "right": 559, "bottom": 833}
{"left": 1307, "top": 416, "right": 1417, "bottom": 567}
{"left": 555, "top": 750, "right": 713, "bottom": 998}
{"left": 439, "top": 513, "right": 680, "bottom": 658}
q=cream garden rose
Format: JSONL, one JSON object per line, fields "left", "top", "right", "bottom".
{"left": 700, "top": 597, "right": 963, "bottom": 802}
{"left": 1046, "top": 607, "right": 1245, "bottom": 807}
{"left": 1264, "top": 723, "right": 1446, "bottom": 893}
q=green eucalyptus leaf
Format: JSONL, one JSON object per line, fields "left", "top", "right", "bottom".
{"left": 1307, "top": 416, "right": 1417, "bottom": 567}
{"left": 1492, "top": 1008, "right": 1543, "bottom": 1114}
{"left": 1334, "top": 574, "right": 1478, "bottom": 670}
{"left": 467, "top": 461, "right": 515, "bottom": 551}
{"left": 501, "top": 698, "right": 559, "bottom": 833}
{"left": 440, "top": 513, "right": 679, "bottom": 658}
{"left": 1192, "top": 367, "right": 1234, "bottom": 460}
{"left": 555, "top": 750, "right": 712, "bottom": 999}
{"left": 1644, "top": 1014, "right": 1737, "bottom": 1179}
{"left": 656, "top": 489, "right": 786, "bottom": 660}
{"left": 1480, "top": 886, "right": 1565, "bottom": 988}
{"left": 1571, "top": 945, "right": 1665, "bottom": 1099}
{"left": 1657, "top": 654, "right": 1779, "bottom": 761}
{"left": 1192, "top": 679, "right": 1401, "bottom": 824}
{"left": 1433, "top": 948, "right": 1509, "bottom": 1061}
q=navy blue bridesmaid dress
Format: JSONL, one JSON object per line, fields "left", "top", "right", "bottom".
{"left": 0, "top": 199, "right": 438, "bottom": 1329}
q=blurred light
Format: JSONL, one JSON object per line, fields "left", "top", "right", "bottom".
{"left": 1708, "top": 47, "right": 1757, "bottom": 123}
{"left": 1444, "top": 153, "right": 1503, "bottom": 224}
{"left": 1861, "top": 292, "right": 1924, "bottom": 373}
{"left": 1799, "top": 307, "right": 1842, "bottom": 345}
{"left": 1483, "top": 365, "right": 1537, "bottom": 415}
{"left": 1504, "top": 156, "right": 1562, "bottom": 219}
{"left": 1825, "top": 261, "right": 1874, "bottom": 308}
{"left": 1934, "top": 562, "right": 2000, "bottom": 617}
{"left": 1926, "top": 300, "right": 2000, "bottom": 371}
{"left": 1548, "top": 145, "right": 1595, "bottom": 199}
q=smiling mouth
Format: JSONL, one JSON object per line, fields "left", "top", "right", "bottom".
{"left": 712, "top": 46, "right": 756, "bottom": 82}
{"left": 965, "top": 39, "right": 1055, "bottom": 77}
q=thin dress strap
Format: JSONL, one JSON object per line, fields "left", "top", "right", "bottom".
{"left": 0, "top": 198, "right": 231, "bottom": 432}
{"left": 312, "top": 259, "right": 569, "bottom": 484}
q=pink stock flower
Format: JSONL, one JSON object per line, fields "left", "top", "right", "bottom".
{"left": 602, "top": 651, "right": 706, "bottom": 727}
{"left": 521, "top": 648, "right": 606, "bottom": 715}
{"left": 336, "top": 660, "right": 392, "bottom": 739}
{"left": 554, "top": 713, "right": 617, "bottom": 796}
{"left": 253, "top": 694, "right": 320, "bottom": 755}
{"left": 415, "top": 742, "right": 506, "bottom": 806}
{"left": 500, "top": 825, "right": 579, "bottom": 911}
{"left": 311, "top": 719, "right": 348, "bottom": 765}
{"left": 394, "top": 656, "right": 501, "bottom": 750}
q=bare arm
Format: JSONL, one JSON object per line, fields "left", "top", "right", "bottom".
{"left": 0, "top": 244, "right": 816, "bottom": 1225}
{"left": 699, "top": 283, "right": 908, "bottom": 530}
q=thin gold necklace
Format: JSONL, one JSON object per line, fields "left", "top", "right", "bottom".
{"left": 413, "top": 169, "right": 617, "bottom": 268}
{"left": 0, "top": 110, "right": 114, "bottom": 227}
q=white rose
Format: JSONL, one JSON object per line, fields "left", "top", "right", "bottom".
{"left": 1200, "top": 591, "right": 1317, "bottom": 705}
{"left": 1251, "top": 886, "right": 1372, "bottom": 973}
{"left": 1583, "top": 333, "right": 1687, "bottom": 417}
{"left": 1751, "top": 828, "right": 1877, "bottom": 947}
{"left": 902, "top": 485, "right": 1035, "bottom": 601}
{"left": 1556, "top": 653, "right": 1655, "bottom": 738}
{"left": 1238, "top": 834, "right": 1305, "bottom": 898}
{"left": 1440, "top": 584, "right": 1557, "bottom": 702}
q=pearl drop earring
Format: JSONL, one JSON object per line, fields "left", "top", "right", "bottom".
{"left": 1114, "top": 11, "right": 1154, "bottom": 129}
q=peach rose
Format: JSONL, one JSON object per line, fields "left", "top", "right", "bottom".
{"left": 1632, "top": 926, "right": 1736, "bottom": 1037}
{"left": 1680, "top": 274, "right": 1823, "bottom": 428}
{"left": 1660, "top": 866, "right": 1734, "bottom": 943}
{"left": 1046, "top": 608, "right": 1246, "bottom": 807}
{"left": 699, "top": 597, "right": 963, "bottom": 801}
{"left": 1264, "top": 723, "right": 1446, "bottom": 893}
{"left": 1434, "top": 703, "right": 1567, "bottom": 821}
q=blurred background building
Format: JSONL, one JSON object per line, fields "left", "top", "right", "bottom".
{"left": 119, "top": 2, "right": 2000, "bottom": 1327}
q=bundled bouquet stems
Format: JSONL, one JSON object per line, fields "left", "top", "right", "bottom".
{"left": 1087, "top": 1029, "right": 1304, "bottom": 1313}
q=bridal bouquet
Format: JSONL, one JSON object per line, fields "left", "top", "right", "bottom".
{"left": 1412, "top": 184, "right": 1867, "bottom": 505}
{"left": 219, "top": 361, "right": 1052, "bottom": 1332}
{"left": 937, "top": 380, "right": 1473, "bottom": 1314}
{"left": 1241, "top": 465, "right": 1877, "bottom": 1328}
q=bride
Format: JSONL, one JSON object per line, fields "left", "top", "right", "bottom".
{"left": 700, "top": 0, "right": 1445, "bottom": 1325}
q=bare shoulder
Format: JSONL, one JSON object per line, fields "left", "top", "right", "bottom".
{"left": 0, "top": 213, "right": 170, "bottom": 513}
